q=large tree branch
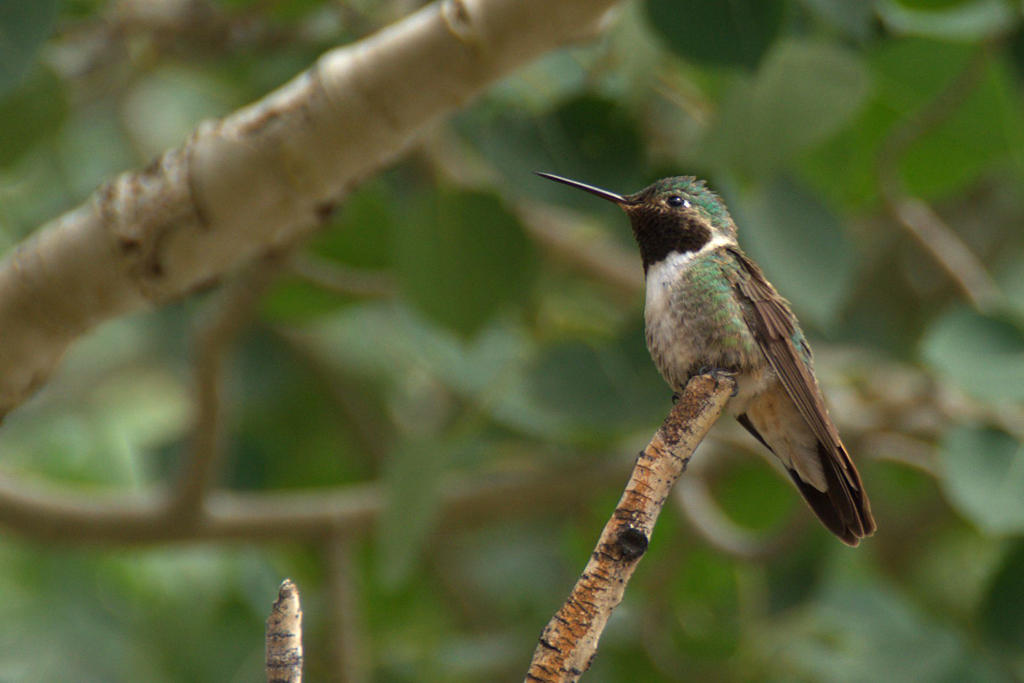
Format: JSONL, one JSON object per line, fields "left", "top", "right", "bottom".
{"left": 0, "top": 0, "right": 619, "bottom": 420}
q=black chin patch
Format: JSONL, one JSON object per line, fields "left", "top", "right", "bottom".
{"left": 629, "top": 211, "right": 711, "bottom": 270}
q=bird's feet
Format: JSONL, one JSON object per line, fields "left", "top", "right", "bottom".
{"left": 696, "top": 366, "right": 739, "bottom": 397}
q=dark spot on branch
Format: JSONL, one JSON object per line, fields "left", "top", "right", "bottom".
{"left": 119, "top": 237, "right": 141, "bottom": 253}
{"left": 615, "top": 526, "right": 648, "bottom": 561}
{"left": 315, "top": 202, "right": 336, "bottom": 221}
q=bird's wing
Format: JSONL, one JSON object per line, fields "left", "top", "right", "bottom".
{"left": 726, "top": 247, "right": 841, "bottom": 454}
{"left": 726, "top": 247, "right": 874, "bottom": 540}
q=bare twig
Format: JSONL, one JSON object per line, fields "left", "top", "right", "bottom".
{"left": 518, "top": 203, "right": 645, "bottom": 295}
{"left": 267, "top": 578, "right": 304, "bottom": 683}
{"left": 0, "top": 350, "right": 1013, "bottom": 547}
{"left": 173, "top": 251, "right": 289, "bottom": 515}
{"left": 525, "top": 373, "right": 735, "bottom": 682}
{"left": 877, "top": 46, "right": 1002, "bottom": 312}
{"left": 288, "top": 254, "right": 397, "bottom": 299}
{"left": 324, "top": 536, "right": 369, "bottom": 683}
{"left": 885, "top": 198, "right": 1001, "bottom": 311}
{"left": 418, "top": 125, "right": 645, "bottom": 297}
{"left": 675, "top": 476, "right": 804, "bottom": 560}
{"left": 0, "top": 458, "right": 628, "bottom": 544}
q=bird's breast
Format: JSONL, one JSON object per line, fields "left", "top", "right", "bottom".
{"left": 643, "top": 251, "right": 768, "bottom": 402}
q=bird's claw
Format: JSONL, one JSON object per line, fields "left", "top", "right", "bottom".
{"left": 696, "top": 367, "right": 739, "bottom": 397}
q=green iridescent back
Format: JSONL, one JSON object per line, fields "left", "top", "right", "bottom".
{"left": 674, "top": 246, "right": 814, "bottom": 372}
{"left": 681, "top": 252, "right": 759, "bottom": 364}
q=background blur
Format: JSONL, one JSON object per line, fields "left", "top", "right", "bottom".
{"left": 2, "top": 0, "right": 1024, "bottom": 680}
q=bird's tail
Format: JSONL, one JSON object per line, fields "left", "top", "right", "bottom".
{"left": 787, "top": 442, "right": 875, "bottom": 546}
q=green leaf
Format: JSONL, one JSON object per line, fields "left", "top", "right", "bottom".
{"left": 0, "top": 0, "right": 58, "bottom": 95}
{"left": 524, "top": 332, "right": 666, "bottom": 440}
{"left": 260, "top": 277, "right": 352, "bottom": 322}
{"left": 550, "top": 94, "right": 647, "bottom": 192}
{"left": 456, "top": 94, "right": 645, "bottom": 205}
{"left": 797, "top": 0, "right": 878, "bottom": 41}
{"left": 700, "top": 40, "right": 871, "bottom": 176}
{"left": 898, "top": 56, "right": 1023, "bottom": 198}
{"left": 395, "top": 189, "right": 536, "bottom": 337}
{"left": 801, "top": 39, "right": 1024, "bottom": 204}
{"left": 745, "top": 41, "right": 871, "bottom": 171}
{"left": 230, "top": 331, "right": 365, "bottom": 489}
{"left": 313, "top": 177, "right": 396, "bottom": 269}
{"left": 877, "top": 0, "right": 1018, "bottom": 41}
{"left": 306, "top": 304, "right": 570, "bottom": 439}
{"left": 713, "top": 459, "right": 797, "bottom": 532}
{"left": 378, "top": 437, "right": 464, "bottom": 588}
{"left": 526, "top": 342, "right": 627, "bottom": 434}
{"left": 736, "top": 176, "right": 856, "bottom": 329}
{"left": 666, "top": 549, "right": 741, "bottom": 659}
{"left": 0, "top": 66, "right": 67, "bottom": 167}
{"left": 939, "top": 425, "right": 1024, "bottom": 534}
{"left": 774, "top": 579, "right": 1006, "bottom": 682}
{"left": 998, "top": 259, "right": 1024, "bottom": 320}
{"left": 980, "top": 541, "right": 1024, "bottom": 651}
{"left": 646, "top": 0, "right": 784, "bottom": 69}
{"left": 798, "top": 38, "right": 972, "bottom": 207}
{"left": 920, "top": 307, "right": 1024, "bottom": 403}
{"left": 123, "top": 66, "right": 237, "bottom": 157}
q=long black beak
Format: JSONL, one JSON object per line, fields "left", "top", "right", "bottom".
{"left": 534, "top": 172, "right": 627, "bottom": 204}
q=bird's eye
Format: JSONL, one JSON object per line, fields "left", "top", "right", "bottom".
{"left": 666, "top": 195, "right": 689, "bottom": 208}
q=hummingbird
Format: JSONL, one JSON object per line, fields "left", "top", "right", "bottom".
{"left": 537, "top": 172, "right": 875, "bottom": 546}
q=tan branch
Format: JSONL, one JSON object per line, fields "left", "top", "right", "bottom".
{"left": 0, "top": 0, "right": 621, "bottom": 420}
{"left": 518, "top": 203, "right": 645, "bottom": 295}
{"left": 324, "top": 537, "right": 369, "bottom": 683}
{"left": 675, "top": 476, "right": 803, "bottom": 560}
{"left": 273, "top": 328, "right": 392, "bottom": 464}
{"left": 418, "top": 125, "right": 645, "bottom": 296}
{"left": 267, "top": 578, "right": 304, "bottom": 683}
{"left": 525, "top": 373, "right": 735, "bottom": 682}
{"left": 886, "top": 197, "right": 1001, "bottom": 311}
{"left": 287, "top": 253, "right": 397, "bottom": 299}
{"left": 174, "top": 252, "right": 289, "bottom": 514}
{"left": 0, "top": 458, "right": 628, "bottom": 544}
{"left": 0, "top": 348, "right": 1005, "bottom": 548}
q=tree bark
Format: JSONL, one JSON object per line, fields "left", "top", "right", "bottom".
{"left": 267, "top": 579, "right": 303, "bottom": 683}
{"left": 525, "top": 374, "right": 735, "bottom": 682}
{"left": 0, "top": 0, "right": 620, "bottom": 420}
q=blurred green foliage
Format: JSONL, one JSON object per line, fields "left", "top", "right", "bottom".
{"left": 1, "top": 0, "right": 1024, "bottom": 680}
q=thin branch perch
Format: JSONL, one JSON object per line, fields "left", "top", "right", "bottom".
{"left": 0, "top": 458, "right": 628, "bottom": 544}
{"left": 174, "top": 252, "right": 289, "bottom": 515}
{"left": 525, "top": 373, "right": 735, "bottom": 682}
{"left": 324, "top": 536, "right": 368, "bottom": 683}
{"left": 267, "top": 578, "right": 303, "bottom": 683}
